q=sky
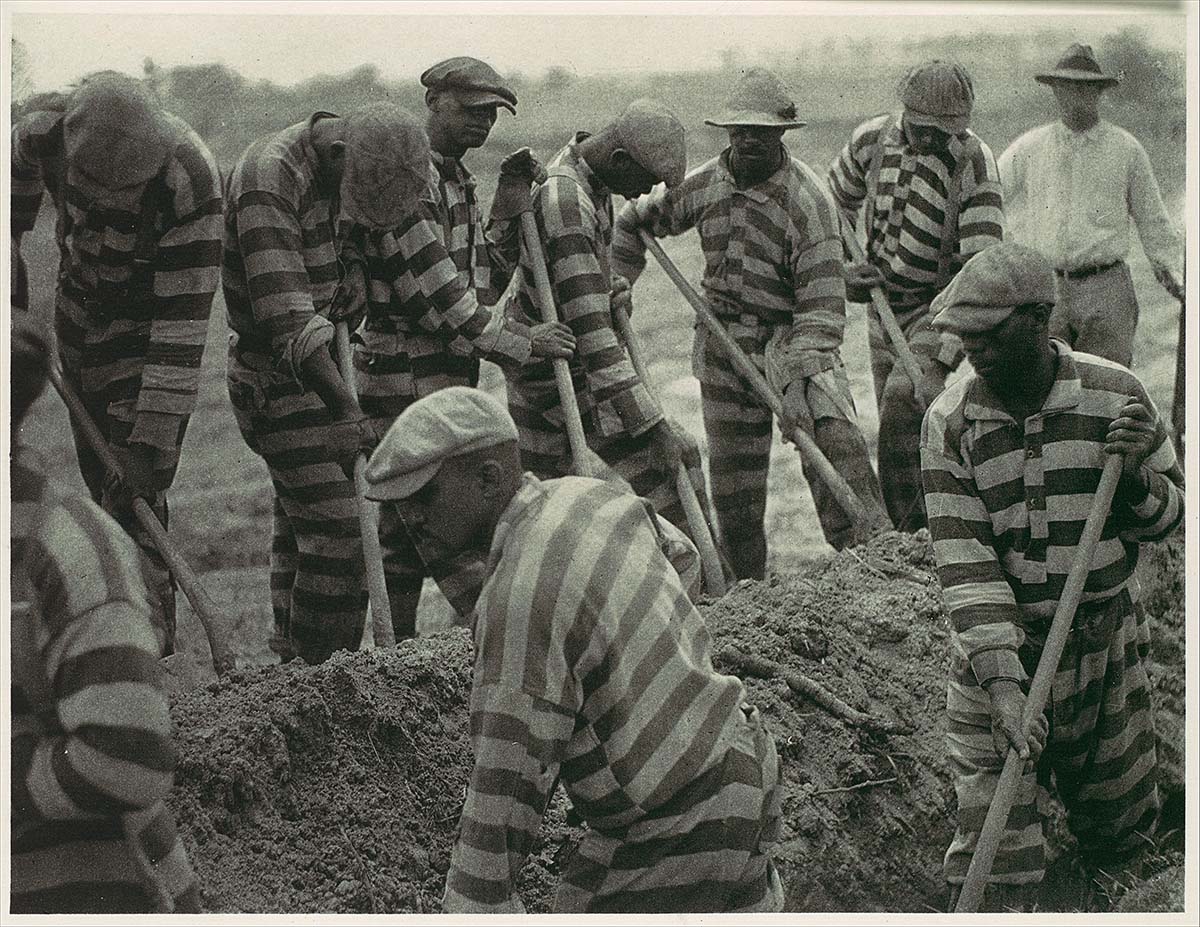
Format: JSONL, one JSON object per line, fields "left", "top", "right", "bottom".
{"left": 6, "top": 0, "right": 1190, "bottom": 94}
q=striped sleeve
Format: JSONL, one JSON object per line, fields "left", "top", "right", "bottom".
{"left": 539, "top": 177, "right": 662, "bottom": 435}
{"left": 826, "top": 116, "right": 879, "bottom": 217}
{"left": 10, "top": 111, "right": 57, "bottom": 235}
{"left": 785, "top": 170, "right": 848, "bottom": 357}
{"left": 478, "top": 213, "right": 521, "bottom": 305}
{"left": 130, "top": 137, "right": 223, "bottom": 449}
{"left": 921, "top": 396, "right": 1024, "bottom": 688}
{"left": 12, "top": 496, "right": 175, "bottom": 825}
{"left": 611, "top": 178, "right": 700, "bottom": 285}
{"left": 1112, "top": 383, "right": 1185, "bottom": 543}
{"left": 956, "top": 139, "right": 1005, "bottom": 260}
{"left": 380, "top": 199, "right": 532, "bottom": 366}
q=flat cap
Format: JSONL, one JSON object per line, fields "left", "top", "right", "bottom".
{"left": 704, "top": 67, "right": 807, "bottom": 130}
{"left": 614, "top": 98, "right": 688, "bottom": 188}
{"left": 340, "top": 103, "right": 431, "bottom": 230}
{"left": 364, "top": 386, "right": 519, "bottom": 501}
{"left": 931, "top": 242, "right": 1057, "bottom": 335}
{"left": 899, "top": 60, "right": 974, "bottom": 134}
{"left": 421, "top": 56, "right": 517, "bottom": 114}
{"left": 64, "top": 71, "right": 174, "bottom": 189}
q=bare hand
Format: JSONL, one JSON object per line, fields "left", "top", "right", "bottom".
{"left": 498, "top": 147, "right": 546, "bottom": 185}
{"left": 328, "top": 412, "right": 375, "bottom": 479}
{"left": 104, "top": 442, "right": 158, "bottom": 512}
{"left": 330, "top": 261, "right": 368, "bottom": 328}
{"left": 493, "top": 148, "right": 546, "bottom": 220}
{"left": 780, "top": 379, "right": 814, "bottom": 440}
{"left": 610, "top": 275, "right": 633, "bottom": 319}
{"left": 647, "top": 419, "right": 688, "bottom": 474}
{"left": 843, "top": 261, "right": 885, "bottom": 291}
{"left": 530, "top": 321, "right": 575, "bottom": 359}
{"left": 987, "top": 681, "right": 1048, "bottom": 762}
{"left": 1105, "top": 398, "right": 1157, "bottom": 479}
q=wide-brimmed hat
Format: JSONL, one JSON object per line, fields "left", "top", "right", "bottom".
{"left": 899, "top": 60, "right": 974, "bottom": 134}
{"left": 341, "top": 103, "right": 431, "bottom": 230}
{"left": 1035, "top": 43, "right": 1119, "bottom": 87}
{"left": 704, "top": 67, "right": 807, "bottom": 130}
{"left": 63, "top": 72, "right": 174, "bottom": 190}
{"left": 420, "top": 56, "right": 518, "bottom": 114}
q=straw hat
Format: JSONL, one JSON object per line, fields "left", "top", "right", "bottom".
{"left": 704, "top": 67, "right": 807, "bottom": 130}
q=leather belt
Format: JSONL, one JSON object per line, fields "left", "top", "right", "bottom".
{"left": 1056, "top": 260, "right": 1121, "bottom": 281}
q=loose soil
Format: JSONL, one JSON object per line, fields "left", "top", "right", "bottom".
{"left": 167, "top": 530, "right": 1186, "bottom": 914}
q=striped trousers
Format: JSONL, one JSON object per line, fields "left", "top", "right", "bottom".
{"left": 944, "top": 591, "right": 1160, "bottom": 887}
{"left": 354, "top": 330, "right": 488, "bottom": 633}
{"left": 507, "top": 375, "right": 702, "bottom": 541}
{"left": 56, "top": 301, "right": 182, "bottom": 654}
{"left": 228, "top": 346, "right": 366, "bottom": 664}
{"left": 868, "top": 301, "right": 946, "bottom": 533}
{"left": 695, "top": 319, "right": 883, "bottom": 578}
{"left": 555, "top": 704, "right": 784, "bottom": 913}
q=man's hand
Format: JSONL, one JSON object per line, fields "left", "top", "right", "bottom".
{"left": 529, "top": 322, "right": 575, "bottom": 359}
{"left": 986, "top": 680, "right": 1048, "bottom": 762}
{"left": 104, "top": 443, "right": 159, "bottom": 512}
{"left": 843, "top": 261, "right": 885, "bottom": 292}
{"left": 917, "top": 360, "right": 950, "bottom": 408}
{"left": 610, "top": 275, "right": 633, "bottom": 320}
{"left": 780, "top": 379, "right": 814, "bottom": 441}
{"left": 646, "top": 419, "right": 694, "bottom": 474}
{"left": 1105, "top": 398, "right": 1158, "bottom": 481}
{"left": 330, "top": 261, "right": 368, "bottom": 329}
{"left": 328, "top": 412, "right": 376, "bottom": 479}
{"left": 492, "top": 148, "right": 546, "bottom": 220}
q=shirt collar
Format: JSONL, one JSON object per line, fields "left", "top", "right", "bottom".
{"left": 714, "top": 144, "right": 791, "bottom": 203}
{"left": 432, "top": 149, "right": 475, "bottom": 190}
{"left": 964, "top": 339, "right": 1082, "bottom": 423}
{"left": 484, "top": 473, "right": 546, "bottom": 579}
{"left": 1056, "top": 119, "right": 1106, "bottom": 144}
{"left": 562, "top": 132, "right": 610, "bottom": 201}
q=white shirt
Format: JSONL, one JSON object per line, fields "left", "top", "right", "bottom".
{"left": 998, "top": 120, "right": 1182, "bottom": 280}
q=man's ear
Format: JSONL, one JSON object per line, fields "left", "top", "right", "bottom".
{"left": 328, "top": 139, "right": 346, "bottom": 171}
{"left": 608, "top": 148, "right": 635, "bottom": 173}
{"left": 478, "top": 457, "right": 506, "bottom": 498}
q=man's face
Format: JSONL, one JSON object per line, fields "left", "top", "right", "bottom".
{"left": 727, "top": 125, "right": 786, "bottom": 173}
{"left": 960, "top": 308, "right": 1044, "bottom": 388}
{"left": 901, "top": 114, "right": 954, "bottom": 156}
{"left": 429, "top": 91, "right": 500, "bottom": 152}
{"left": 393, "top": 456, "right": 488, "bottom": 561}
{"left": 1050, "top": 82, "right": 1104, "bottom": 122}
{"left": 606, "top": 154, "right": 661, "bottom": 200}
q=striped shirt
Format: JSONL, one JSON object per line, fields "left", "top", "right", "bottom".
{"left": 223, "top": 113, "right": 360, "bottom": 379}
{"left": 509, "top": 137, "right": 662, "bottom": 438}
{"left": 443, "top": 475, "right": 751, "bottom": 912}
{"left": 828, "top": 113, "right": 1004, "bottom": 312}
{"left": 612, "top": 146, "right": 848, "bottom": 372}
{"left": 11, "top": 108, "right": 222, "bottom": 451}
{"left": 361, "top": 151, "right": 532, "bottom": 374}
{"left": 920, "top": 341, "right": 1184, "bottom": 688}
{"left": 10, "top": 446, "right": 199, "bottom": 912}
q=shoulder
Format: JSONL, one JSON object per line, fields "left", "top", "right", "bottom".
{"left": 228, "top": 122, "right": 307, "bottom": 206}
{"left": 922, "top": 374, "right": 973, "bottom": 451}
{"left": 1071, "top": 348, "right": 1147, "bottom": 398}
{"left": 163, "top": 114, "right": 222, "bottom": 206}
{"left": 784, "top": 157, "right": 841, "bottom": 231}
{"left": 678, "top": 155, "right": 723, "bottom": 191}
{"left": 848, "top": 112, "right": 897, "bottom": 151}
{"left": 13, "top": 109, "right": 64, "bottom": 156}
{"left": 537, "top": 169, "right": 596, "bottom": 233}
{"left": 1005, "top": 123, "right": 1055, "bottom": 154}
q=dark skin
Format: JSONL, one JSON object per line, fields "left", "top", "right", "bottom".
{"left": 726, "top": 125, "right": 787, "bottom": 188}
{"left": 960, "top": 302, "right": 1160, "bottom": 761}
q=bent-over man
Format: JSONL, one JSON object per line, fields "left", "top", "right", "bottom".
{"left": 363, "top": 387, "right": 784, "bottom": 914}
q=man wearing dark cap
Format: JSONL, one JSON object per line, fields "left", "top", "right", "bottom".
{"left": 10, "top": 315, "right": 202, "bottom": 913}
{"left": 224, "top": 102, "right": 435, "bottom": 664}
{"left": 614, "top": 69, "right": 889, "bottom": 577}
{"left": 920, "top": 241, "right": 1183, "bottom": 910}
{"left": 506, "top": 98, "right": 712, "bottom": 553}
{"left": 829, "top": 59, "right": 1005, "bottom": 534}
{"left": 362, "top": 387, "right": 783, "bottom": 914}
{"left": 355, "top": 56, "right": 574, "bottom": 638}
{"left": 10, "top": 71, "right": 223, "bottom": 654}
{"left": 998, "top": 43, "right": 1183, "bottom": 368}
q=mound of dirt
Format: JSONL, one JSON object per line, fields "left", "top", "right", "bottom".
{"left": 168, "top": 531, "right": 1185, "bottom": 914}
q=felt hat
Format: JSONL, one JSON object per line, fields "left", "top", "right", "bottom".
{"left": 421, "top": 56, "right": 518, "bottom": 113}
{"left": 704, "top": 67, "right": 807, "bottom": 130}
{"left": 364, "top": 386, "right": 519, "bottom": 501}
{"left": 340, "top": 103, "right": 431, "bottom": 230}
{"left": 1035, "top": 43, "right": 1119, "bottom": 87}
{"left": 898, "top": 60, "right": 974, "bottom": 134}
{"left": 931, "top": 242, "right": 1057, "bottom": 336}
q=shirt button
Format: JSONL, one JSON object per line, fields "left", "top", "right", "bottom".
{"left": 1027, "top": 448, "right": 1038, "bottom": 459}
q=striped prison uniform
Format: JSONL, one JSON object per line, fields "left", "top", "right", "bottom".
{"left": 830, "top": 112, "right": 1004, "bottom": 532}
{"left": 920, "top": 341, "right": 1184, "bottom": 887}
{"left": 355, "top": 151, "right": 532, "bottom": 630}
{"left": 612, "top": 145, "right": 885, "bottom": 570}
{"left": 224, "top": 113, "right": 368, "bottom": 663}
{"left": 442, "top": 475, "right": 783, "bottom": 913}
{"left": 11, "top": 106, "right": 223, "bottom": 653}
{"left": 507, "top": 136, "right": 703, "bottom": 541}
{"left": 10, "top": 445, "right": 201, "bottom": 913}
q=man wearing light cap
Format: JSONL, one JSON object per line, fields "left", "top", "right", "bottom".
{"left": 614, "top": 69, "right": 888, "bottom": 576}
{"left": 998, "top": 43, "right": 1183, "bottom": 368}
{"left": 11, "top": 71, "right": 223, "bottom": 654}
{"left": 363, "top": 386, "right": 783, "bottom": 914}
{"left": 506, "top": 98, "right": 708, "bottom": 546}
{"left": 920, "top": 241, "right": 1182, "bottom": 909}
{"left": 355, "top": 56, "right": 574, "bottom": 636}
{"left": 830, "top": 59, "right": 1005, "bottom": 534}
{"left": 224, "top": 102, "right": 433, "bottom": 664}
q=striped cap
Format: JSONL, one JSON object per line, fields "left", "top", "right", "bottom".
{"left": 898, "top": 60, "right": 974, "bottom": 134}
{"left": 341, "top": 103, "right": 431, "bottom": 230}
{"left": 614, "top": 98, "right": 688, "bottom": 188}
